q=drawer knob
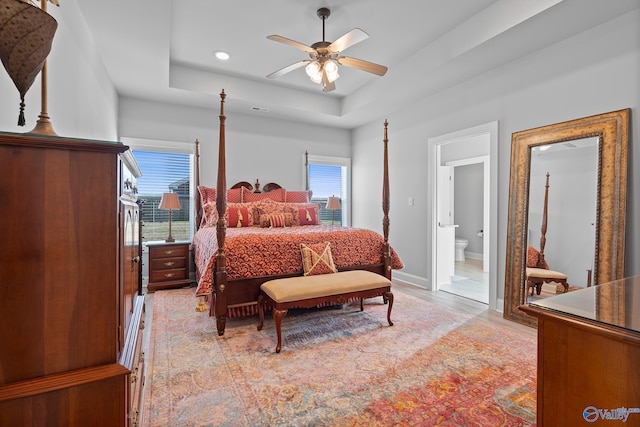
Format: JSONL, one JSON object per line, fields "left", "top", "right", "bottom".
{"left": 163, "top": 250, "right": 175, "bottom": 255}
{"left": 163, "top": 261, "right": 175, "bottom": 267}
{"left": 164, "top": 273, "right": 175, "bottom": 278}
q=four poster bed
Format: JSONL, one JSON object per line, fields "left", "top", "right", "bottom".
{"left": 526, "top": 172, "right": 569, "bottom": 298}
{"left": 193, "top": 90, "right": 403, "bottom": 336}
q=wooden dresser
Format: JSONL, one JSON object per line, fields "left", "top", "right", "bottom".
{"left": 118, "top": 150, "right": 145, "bottom": 425}
{"left": 147, "top": 241, "right": 192, "bottom": 292}
{"left": 521, "top": 276, "right": 640, "bottom": 426}
{"left": 0, "top": 132, "right": 145, "bottom": 426}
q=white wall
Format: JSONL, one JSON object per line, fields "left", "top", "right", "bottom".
{"left": 118, "top": 97, "right": 351, "bottom": 191}
{"left": 0, "top": 2, "right": 118, "bottom": 140}
{"left": 352, "top": 9, "right": 640, "bottom": 300}
{"left": 454, "top": 163, "right": 484, "bottom": 256}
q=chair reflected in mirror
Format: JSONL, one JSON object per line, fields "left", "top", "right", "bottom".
{"left": 526, "top": 246, "right": 568, "bottom": 300}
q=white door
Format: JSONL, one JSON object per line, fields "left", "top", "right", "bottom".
{"left": 436, "top": 166, "right": 455, "bottom": 287}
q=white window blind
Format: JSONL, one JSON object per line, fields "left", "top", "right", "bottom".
{"left": 307, "top": 155, "right": 350, "bottom": 226}
{"left": 132, "top": 150, "right": 193, "bottom": 242}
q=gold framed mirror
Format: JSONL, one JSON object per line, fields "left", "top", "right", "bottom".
{"left": 503, "top": 109, "right": 630, "bottom": 326}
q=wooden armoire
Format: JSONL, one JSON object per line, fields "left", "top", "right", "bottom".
{"left": 0, "top": 132, "right": 146, "bottom": 426}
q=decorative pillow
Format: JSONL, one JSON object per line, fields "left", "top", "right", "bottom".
{"left": 198, "top": 185, "right": 242, "bottom": 203}
{"left": 204, "top": 202, "right": 255, "bottom": 228}
{"left": 242, "top": 187, "right": 286, "bottom": 202}
{"left": 300, "top": 242, "right": 337, "bottom": 276}
{"left": 527, "top": 245, "right": 549, "bottom": 269}
{"left": 228, "top": 202, "right": 255, "bottom": 226}
{"left": 260, "top": 213, "right": 293, "bottom": 228}
{"left": 285, "top": 190, "right": 312, "bottom": 203}
{"left": 202, "top": 201, "right": 218, "bottom": 227}
{"left": 298, "top": 207, "right": 319, "bottom": 225}
{"left": 227, "top": 205, "right": 250, "bottom": 228}
{"left": 227, "top": 187, "right": 243, "bottom": 203}
{"left": 253, "top": 198, "right": 286, "bottom": 224}
{"left": 285, "top": 203, "right": 320, "bottom": 226}
{"left": 198, "top": 185, "right": 216, "bottom": 205}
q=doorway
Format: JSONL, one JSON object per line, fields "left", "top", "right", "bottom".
{"left": 428, "top": 122, "right": 498, "bottom": 310}
{"left": 440, "top": 157, "right": 489, "bottom": 303}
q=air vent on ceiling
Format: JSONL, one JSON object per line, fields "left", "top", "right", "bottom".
{"left": 250, "top": 106, "right": 270, "bottom": 112}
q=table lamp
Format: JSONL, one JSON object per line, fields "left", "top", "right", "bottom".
{"left": 159, "top": 192, "right": 181, "bottom": 242}
{"left": 326, "top": 195, "right": 341, "bottom": 225}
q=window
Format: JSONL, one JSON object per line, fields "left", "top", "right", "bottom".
{"left": 306, "top": 155, "right": 350, "bottom": 226}
{"left": 123, "top": 138, "right": 194, "bottom": 243}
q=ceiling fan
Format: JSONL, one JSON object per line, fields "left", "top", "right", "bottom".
{"left": 266, "top": 7, "right": 388, "bottom": 92}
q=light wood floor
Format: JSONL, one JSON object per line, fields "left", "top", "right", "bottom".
{"left": 392, "top": 280, "right": 536, "bottom": 336}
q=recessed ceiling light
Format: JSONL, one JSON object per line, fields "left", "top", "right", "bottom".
{"left": 214, "top": 51, "right": 230, "bottom": 61}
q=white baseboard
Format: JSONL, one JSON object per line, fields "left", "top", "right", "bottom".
{"left": 392, "top": 271, "right": 431, "bottom": 290}
{"left": 465, "top": 251, "right": 483, "bottom": 261}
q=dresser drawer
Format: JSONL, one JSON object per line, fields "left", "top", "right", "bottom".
{"left": 151, "top": 257, "right": 186, "bottom": 271}
{"left": 149, "top": 244, "right": 188, "bottom": 260}
{"left": 150, "top": 267, "right": 188, "bottom": 283}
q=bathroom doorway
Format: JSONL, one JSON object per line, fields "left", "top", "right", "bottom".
{"left": 429, "top": 122, "right": 498, "bottom": 309}
{"left": 441, "top": 157, "right": 489, "bottom": 303}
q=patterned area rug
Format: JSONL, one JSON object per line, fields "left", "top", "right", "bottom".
{"left": 143, "top": 288, "right": 536, "bottom": 426}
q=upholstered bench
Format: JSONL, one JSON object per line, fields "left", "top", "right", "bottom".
{"left": 257, "top": 270, "right": 394, "bottom": 353}
{"left": 526, "top": 267, "right": 569, "bottom": 299}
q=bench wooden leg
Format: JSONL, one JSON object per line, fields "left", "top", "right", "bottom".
{"left": 273, "top": 308, "right": 288, "bottom": 353}
{"left": 360, "top": 298, "right": 364, "bottom": 311}
{"left": 383, "top": 291, "right": 394, "bottom": 326}
{"left": 257, "top": 295, "right": 265, "bottom": 331}
{"left": 559, "top": 279, "right": 569, "bottom": 293}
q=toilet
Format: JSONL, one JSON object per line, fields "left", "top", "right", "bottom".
{"left": 455, "top": 238, "right": 468, "bottom": 262}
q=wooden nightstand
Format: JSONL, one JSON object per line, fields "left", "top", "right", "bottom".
{"left": 147, "top": 241, "right": 192, "bottom": 292}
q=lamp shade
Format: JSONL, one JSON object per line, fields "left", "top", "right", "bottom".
{"left": 159, "top": 192, "right": 181, "bottom": 210}
{"left": 326, "top": 196, "right": 341, "bottom": 210}
{"left": 0, "top": 0, "right": 58, "bottom": 126}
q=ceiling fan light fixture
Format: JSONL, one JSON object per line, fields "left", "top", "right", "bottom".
{"left": 266, "top": 7, "right": 386, "bottom": 92}
{"left": 324, "top": 60, "right": 339, "bottom": 83}
{"left": 305, "top": 61, "right": 322, "bottom": 83}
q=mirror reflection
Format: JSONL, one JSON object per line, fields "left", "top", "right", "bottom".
{"left": 525, "top": 137, "right": 599, "bottom": 303}
{"left": 503, "top": 109, "right": 629, "bottom": 327}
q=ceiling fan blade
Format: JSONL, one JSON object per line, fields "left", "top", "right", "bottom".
{"left": 267, "top": 35, "right": 316, "bottom": 54}
{"left": 337, "top": 56, "right": 388, "bottom": 76}
{"left": 328, "top": 28, "right": 369, "bottom": 54}
{"left": 266, "top": 60, "right": 310, "bottom": 79}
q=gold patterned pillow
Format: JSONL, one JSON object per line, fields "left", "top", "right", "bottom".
{"left": 284, "top": 203, "right": 320, "bottom": 225}
{"left": 260, "top": 213, "right": 293, "bottom": 228}
{"left": 300, "top": 242, "right": 337, "bottom": 276}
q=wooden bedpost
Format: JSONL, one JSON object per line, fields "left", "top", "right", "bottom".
{"left": 194, "top": 138, "right": 209, "bottom": 313}
{"left": 214, "top": 90, "right": 229, "bottom": 335}
{"left": 305, "top": 150, "right": 309, "bottom": 190}
{"left": 537, "top": 172, "right": 550, "bottom": 268}
{"left": 194, "top": 139, "right": 201, "bottom": 232}
{"left": 382, "top": 120, "right": 392, "bottom": 279}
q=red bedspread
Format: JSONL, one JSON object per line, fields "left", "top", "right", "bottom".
{"left": 193, "top": 225, "right": 403, "bottom": 297}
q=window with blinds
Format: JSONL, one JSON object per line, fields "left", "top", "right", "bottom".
{"left": 132, "top": 150, "right": 193, "bottom": 242}
{"left": 307, "top": 155, "right": 350, "bottom": 226}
